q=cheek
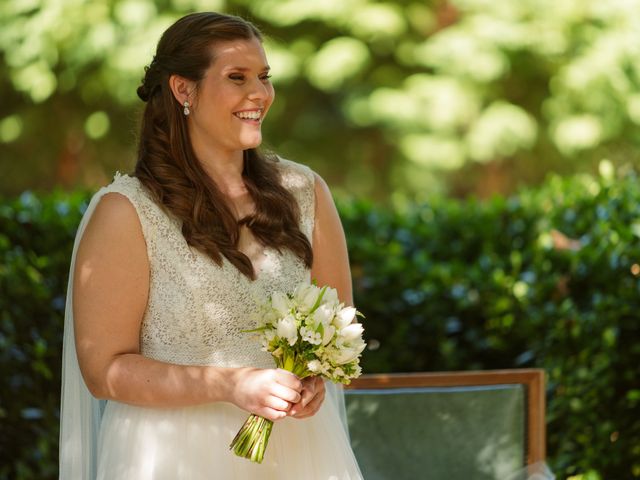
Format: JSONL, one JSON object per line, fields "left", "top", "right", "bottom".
{"left": 267, "top": 85, "right": 275, "bottom": 106}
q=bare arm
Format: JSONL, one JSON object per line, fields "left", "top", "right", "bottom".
{"left": 73, "top": 192, "right": 301, "bottom": 420}
{"left": 291, "top": 172, "right": 353, "bottom": 418}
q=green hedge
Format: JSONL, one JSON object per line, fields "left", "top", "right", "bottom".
{"left": 1, "top": 170, "right": 639, "bottom": 479}
{"left": 343, "top": 169, "right": 640, "bottom": 479}
{"left": 0, "top": 190, "right": 89, "bottom": 480}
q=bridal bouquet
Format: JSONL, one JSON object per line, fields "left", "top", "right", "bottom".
{"left": 230, "top": 283, "right": 366, "bottom": 463}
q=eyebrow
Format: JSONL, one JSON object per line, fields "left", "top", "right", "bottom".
{"left": 226, "top": 65, "right": 271, "bottom": 72}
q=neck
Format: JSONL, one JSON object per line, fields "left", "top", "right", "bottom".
{"left": 192, "top": 146, "right": 246, "bottom": 197}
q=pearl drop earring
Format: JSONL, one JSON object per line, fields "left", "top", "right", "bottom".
{"left": 183, "top": 101, "right": 190, "bottom": 116}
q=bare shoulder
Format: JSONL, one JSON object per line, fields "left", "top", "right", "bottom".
{"left": 311, "top": 171, "right": 335, "bottom": 212}
{"left": 77, "top": 192, "right": 147, "bottom": 261}
{"left": 312, "top": 170, "right": 329, "bottom": 191}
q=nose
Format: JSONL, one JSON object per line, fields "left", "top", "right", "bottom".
{"left": 247, "top": 77, "right": 272, "bottom": 103}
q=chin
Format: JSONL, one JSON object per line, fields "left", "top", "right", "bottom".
{"left": 239, "top": 135, "right": 263, "bottom": 150}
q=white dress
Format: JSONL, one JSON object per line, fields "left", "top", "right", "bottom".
{"left": 59, "top": 158, "right": 363, "bottom": 480}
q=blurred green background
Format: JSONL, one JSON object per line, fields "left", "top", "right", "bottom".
{"left": 2, "top": 1, "right": 640, "bottom": 479}
{"left": 2, "top": 0, "right": 639, "bottom": 199}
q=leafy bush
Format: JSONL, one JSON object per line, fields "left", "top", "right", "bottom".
{"left": 343, "top": 166, "right": 640, "bottom": 479}
{"left": 1, "top": 168, "right": 639, "bottom": 478}
{"left": 0, "top": 190, "right": 89, "bottom": 480}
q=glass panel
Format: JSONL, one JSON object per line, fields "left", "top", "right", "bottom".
{"left": 345, "top": 385, "right": 525, "bottom": 480}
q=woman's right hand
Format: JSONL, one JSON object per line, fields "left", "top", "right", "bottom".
{"left": 230, "top": 368, "right": 303, "bottom": 421}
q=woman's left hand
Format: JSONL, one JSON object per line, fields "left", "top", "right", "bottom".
{"left": 289, "top": 376, "right": 325, "bottom": 419}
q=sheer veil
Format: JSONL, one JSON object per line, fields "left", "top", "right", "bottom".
{"left": 59, "top": 191, "right": 106, "bottom": 480}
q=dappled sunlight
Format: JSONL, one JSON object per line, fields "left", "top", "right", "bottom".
{"left": 3, "top": 0, "right": 640, "bottom": 197}
{"left": 305, "top": 37, "right": 370, "bottom": 92}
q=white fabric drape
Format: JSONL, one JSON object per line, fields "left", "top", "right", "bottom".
{"left": 59, "top": 192, "right": 107, "bottom": 479}
{"left": 506, "top": 461, "right": 556, "bottom": 480}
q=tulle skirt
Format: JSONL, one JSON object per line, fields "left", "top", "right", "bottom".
{"left": 96, "top": 395, "right": 363, "bottom": 480}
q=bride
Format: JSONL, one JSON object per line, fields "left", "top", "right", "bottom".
{"left": 59, "top": 11, "right": 363, "bottom": 479}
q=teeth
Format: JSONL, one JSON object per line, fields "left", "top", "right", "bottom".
{"left": 235, "top": 110, "right": 262, "bottom": 120}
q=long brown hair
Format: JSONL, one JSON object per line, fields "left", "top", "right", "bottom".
{"left": 135, "top": 12, "right": 312, "bottom": 280}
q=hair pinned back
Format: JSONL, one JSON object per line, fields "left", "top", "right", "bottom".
{"left": 134, "top": 12, "right": 312, "bottom": 280}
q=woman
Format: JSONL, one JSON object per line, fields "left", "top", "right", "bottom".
{"left": 59, "top": 11, "right": 363, "bottom": 480}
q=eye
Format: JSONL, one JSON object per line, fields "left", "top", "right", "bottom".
{"left": 260, "top": 74, "right": 272, "bottom": 82}
{"left": 229, "top": 73, "right": 245, "bottom": 82}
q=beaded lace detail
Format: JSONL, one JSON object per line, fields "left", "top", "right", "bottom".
{"left": 96, "top": 157, "right": 315, "bottom": 368}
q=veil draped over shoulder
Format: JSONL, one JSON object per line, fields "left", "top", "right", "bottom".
{"left": 59, "top": 191, "right": 108, "bottom": 479}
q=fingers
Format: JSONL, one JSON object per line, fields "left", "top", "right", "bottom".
{"left": 290, "top": 377, "right": 326, "bottom": 418}
{"left": 257, "top": 371, "right": 303, "bottom": 417}
{"left": 271, "top": 382, "right": 302, "bottom": 404}
{"left": 264, "top": 394, "right": 292, "bottom": 412}
{"left": 258, "top": 406, "right": 288, "bottom": 422}
{"left": 291, "top": 387, "right": 325, "bottom": 419}
{"left": 275, "top": 369, "right": 303, "bottom": 391}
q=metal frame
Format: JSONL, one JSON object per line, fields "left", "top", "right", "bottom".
{"left": 344, "top": 369, "right": 546, "bottom": 465}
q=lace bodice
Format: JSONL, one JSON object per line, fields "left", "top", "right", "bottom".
{"left": 95, "top": 157, "right": 315, "bottom": 368}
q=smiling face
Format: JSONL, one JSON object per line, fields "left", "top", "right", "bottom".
{"left": 187, "top": 37, "right": 274, "bottom": 159}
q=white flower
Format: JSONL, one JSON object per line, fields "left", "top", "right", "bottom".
{"left": 334, "top": 306, "right": 357, "bottom": 329}
{"left": 276, "top": 314, "right": 298, "bottom": 346}
{"left": 332, "top": 343, "right": 366, "bottom": 365}
{"left": 339, "top": 323, "right": 364, "bottom": 342}
{"left": 322, "top": 287, "right": 340, "bottom": 308}
{"left": 312, "top": 304, "right": 334, "bottom": 329}
{"left": 321, "top": 324, "right": 336, "bottom": 346}
{"left": 271, "top": 291, "right": 291, "bottom": 317}
{"left": 301, "top": 326, "right": 322, "bottom": 345}
{"left": 294, "top": 284, "right": 321, "bottom": 312}
{"left": 307, "top": 359, "right": 322, "bottom": 373}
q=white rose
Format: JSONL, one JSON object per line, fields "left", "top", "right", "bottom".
{"left": 271, "top": 291, "right": 291, "bottom": 317}
{"left": 339, "top": 323, "right": 364, "bottom": 342}
{"left": 334, "top": 306, "right": 357, "bottom": 329}
{"left": 276, "top": 315, "right": 298, "bottom": 346}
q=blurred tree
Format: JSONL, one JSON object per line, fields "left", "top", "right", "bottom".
{"left": 0, "top": 0, "right": 639, "bottom": 199}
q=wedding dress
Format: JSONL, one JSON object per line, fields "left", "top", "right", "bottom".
{"left": 59, "top": 157, "right": 363, "bottom": 479}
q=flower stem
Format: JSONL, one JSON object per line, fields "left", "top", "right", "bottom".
{"left": 229, "top": 414, "right": 273, "bottom": 464}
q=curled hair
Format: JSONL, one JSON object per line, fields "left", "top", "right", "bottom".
{"left": 135, "top": 12, "right": 312, "bottom": 279}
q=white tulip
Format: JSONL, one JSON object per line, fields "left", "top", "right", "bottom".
{"left": 295, "top": 284, "right": 321, "bottom": 312}
{"left": 334, "top": 306, "right": 357, "bottom": 329}
{"left": 313, "top": 304, "right": 334, "bottom": 328}
{"left": 322, "top": 324, "right": 336, "bottom": 346}
{"left": 333, "top": 344, "right": 365, "bottom": 365}
{"left": 276, "top": 315, "right": 298, "bottom": 346}
{"left": 339, "top": 323, "right": 364, "bottom": 342}
{"left": 271, "top": 291, "right": 291, "bottom": 317}
{"left": 323, "top": 287, "right": 340, "bottom": 308}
